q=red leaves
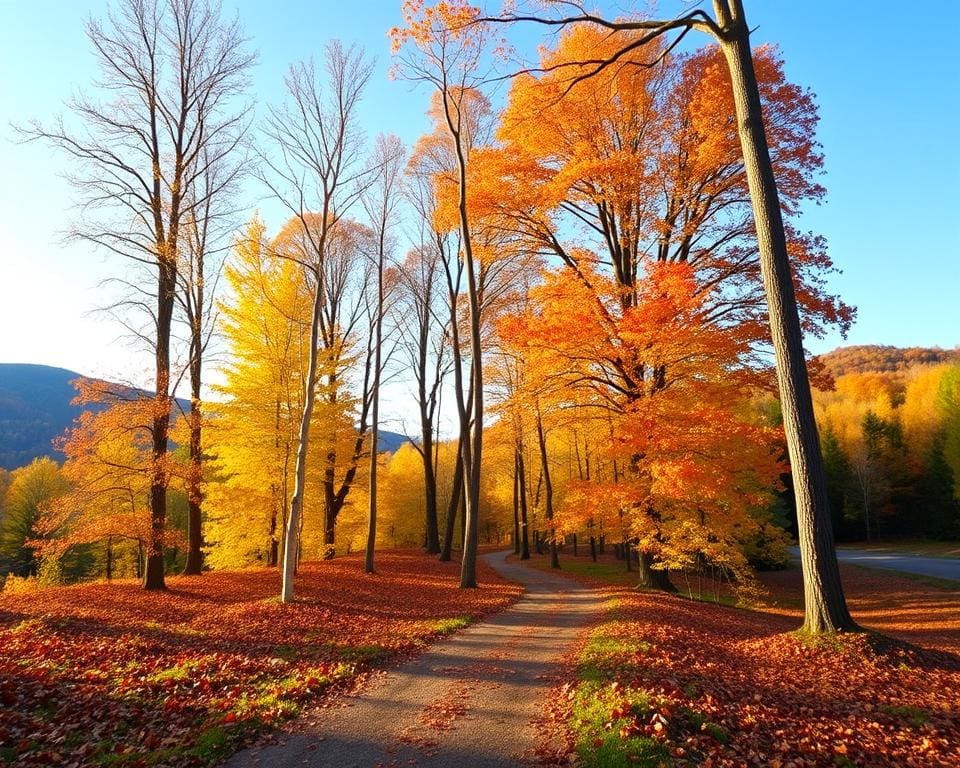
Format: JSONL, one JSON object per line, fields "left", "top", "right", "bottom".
{"left": 546, "top": 578, "right": 960, "bottom": 767}
{"left": 0, "top": 551, "right": 521, "bottom": 766}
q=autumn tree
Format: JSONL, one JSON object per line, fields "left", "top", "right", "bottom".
{"left": 204, "top": 219, "right": 314, "bottom": 569}
{"left": 478, "top": 0, "right": 856, "bottom": 633}
{"left": 35, "top": 379, "right": 172, "bottom": 581}
{"left": 21, "top": 0, "right": 254, "bottom": 589}
{"left": 176, "top": 150, "right": 245, "bottom": 575}
{"left": 0, "top": 458, "right": 68, "bottom": 578}
{"left": 259, "top": 42, "right": 373, "bottom": 602}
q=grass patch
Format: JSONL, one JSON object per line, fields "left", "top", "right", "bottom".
{"left": 879, "top": 704, "right": 928, "bottom": 728}
{"left": 432, "top": 616, "right": 471, "bottom": 635}
{"left": 569, "top": 617, "right": 668, "bottom": 768}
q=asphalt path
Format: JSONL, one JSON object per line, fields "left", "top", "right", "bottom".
{"left": 221, "top": 549, "right": 601, "bottom": 768}
{"left": 790, "top": 546, "right": 960, "bottom": 582}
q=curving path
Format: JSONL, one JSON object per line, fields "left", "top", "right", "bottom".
{"left": 221, "top": 550, "right": 601, "bottom": 768}
{"left": 789, "top": 546, "right": 960, "bottom": 582}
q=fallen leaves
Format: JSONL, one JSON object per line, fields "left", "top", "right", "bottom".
{"left": 0, "top": 551, "right": 521, "bottom": 766}
{"left": 541, "top": 567, "right": 960, "bottom": 767}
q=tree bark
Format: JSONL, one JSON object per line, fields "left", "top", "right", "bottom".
{"left": 714, "top": 0, "right": 855, "bottom": 632}
{"left": 536, "top": 410, "right": 559, "bottom": 569}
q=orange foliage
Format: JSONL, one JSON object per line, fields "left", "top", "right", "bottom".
{"left": 35, "top": 378, "right": 183, "bottom": 555}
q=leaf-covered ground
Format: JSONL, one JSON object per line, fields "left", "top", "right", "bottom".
{"left": 524, "top": 553, "right": 960, "bottom": 767}
{"left": 0, "top": 551, "right": 522, "bottom": 767}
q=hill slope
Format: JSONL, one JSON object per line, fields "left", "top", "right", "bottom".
{"left": 815, "top": 345, "right": 959, "bottom": 379}
{"left": 0, "top": 364, "right": 409, "bottom": 470}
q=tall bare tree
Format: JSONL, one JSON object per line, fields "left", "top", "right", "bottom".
{"left": 363, "top": 134, "right": 405, "bottom": 574}
{"left": 175, "top": 148, "right": 244, "bottom": 575}
{"left": 484, "top": 0, "right": 854, "bottom": 632}
{"left": 259, "top": 42, "right": 373, "bottom": 602}
{"left": 394, "top": 11, "right": 498, "bottom": 587}
{"left": 21, "top": 0, "right": 253, "bottom": 589}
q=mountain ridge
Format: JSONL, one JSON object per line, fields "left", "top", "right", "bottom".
{"left": 0, "top": 363, "right": 410, "bottom": 470}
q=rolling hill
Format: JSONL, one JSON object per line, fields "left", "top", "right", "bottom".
{"left": 0, "top": 364, "right": 410, "bottom": 470}
{"left": 815, "top": 345, "right": 960, "bottom": 379}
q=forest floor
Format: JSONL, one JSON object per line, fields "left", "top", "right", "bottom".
{"left": 0, "top": 551, "right": 521, "bottom": 767}
{"left": 2, "top": 550, "right": 959, "bottom": 767}
{"left": 521, "top": 549, "right": 960, "bottom": 767}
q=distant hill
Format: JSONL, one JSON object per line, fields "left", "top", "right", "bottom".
{"left": 815, "top": 345, "right": 960, "bottom": 379}
{"left": 0, "top": 364, "right": 410, "bottom": 470}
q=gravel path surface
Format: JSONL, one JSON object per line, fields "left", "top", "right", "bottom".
{"left": 221, "top": 550, "right": 601, "bottom": 768}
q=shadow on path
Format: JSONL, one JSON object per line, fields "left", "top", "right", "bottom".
{"left": 221, "top": 550, "right": 602, "bottom": 768}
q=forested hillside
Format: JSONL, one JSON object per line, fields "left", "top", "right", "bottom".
{"left": 0, "top": 365, "right": 94, "bottom": 469}
{"left": 811, "top": 348, "right": 960, "bottom": 540}
{"left": 816, "top": 345, "right": 960, "bottom": 378}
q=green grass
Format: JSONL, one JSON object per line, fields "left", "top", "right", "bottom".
{"left": 432, "top": 615, "right": 472, "bottom": 634}
{"left": 879, "top": 704, "right": 928, "bottom": 728}
{"left": 568, "top": 615, "right": 669, "bottom": 768}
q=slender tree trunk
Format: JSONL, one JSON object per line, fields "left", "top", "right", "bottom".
{"left": 365, "top": 228, "right": 386, "bottom": 575}
{"left": 440, "top": 104, "right": 482, "bottom": 589}
{"left": 440, "top": 442, "right": 464, "bottom": 561}
{"left": 714, "top": 0, "right": 854, "bottom": 633}
{"left": 589, "top": 535, "right": 597, "bottom": 562}
{"left": 105, "top": 536, "right": 113, "bottom": 581}
{"left": 182, "top": 360, "right": 203, "bottom": 575}
{"left": 517, "top": 443, "right": 531, "bottom": 560}
{"left": 536, "top": 410, "right": 559, "bottom": 569}
{"left": 281, "top": 267, "right": 324, "bottom": 602}
{"left": 144, "top": 257, "right": 176, "bottom": 591}
{"left": 512, "top": 451, "right": 521, "bottom": 554}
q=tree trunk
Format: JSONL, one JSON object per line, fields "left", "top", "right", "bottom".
{"left": 512, "top": 450, "right": 521, "bottom": 554}
{"left": 636, "top": 549, "right": 674, "bottom": 590}
{"left": 365, "top": 218, "right": 386, "bottom": 575}
{"left": 715, "top": 0, "right": 854, "bottom": 633}
{"left": 517, "top": 443, "right": 531, "bottom": 560}
{"left": 281, "top": 264, "right": 324, "bottom": 602}
{"left": 589, "top": 535, "right": 596, "bottom": 562}
{"left": 144, "top": 257, "right": 176, "bottom": 591}
{"left": 440, "top": 441, "right": 464, "bottom": 561}
{"left": 182, "top": 368, "right": 203, "bottom": 575}
{"left": 536, "top": 410, "right": 559, "bottom": 569}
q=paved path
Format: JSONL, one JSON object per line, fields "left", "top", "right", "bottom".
{"left": 222, "top": 551, "right": 600, "bottom": 768}
{"left": 790, "top": 546, "right": 960, "bottom": 582}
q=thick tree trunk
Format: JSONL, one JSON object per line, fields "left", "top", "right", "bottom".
{"left": 589, "top": 535, "right": 597, "bottom": 562}
{"left": 715, "top": 0, "right": 854, "bottom": 633}
{"left": 637, "top": 549, "right": 675, "bottom": 591}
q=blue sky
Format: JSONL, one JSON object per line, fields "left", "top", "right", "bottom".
{"left": 1, "top": 1, "right": 958, "bottom": 400}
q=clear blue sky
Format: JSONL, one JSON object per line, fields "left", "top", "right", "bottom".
{"left": 1, "top": 1, "right": 958, "bottom": 397}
